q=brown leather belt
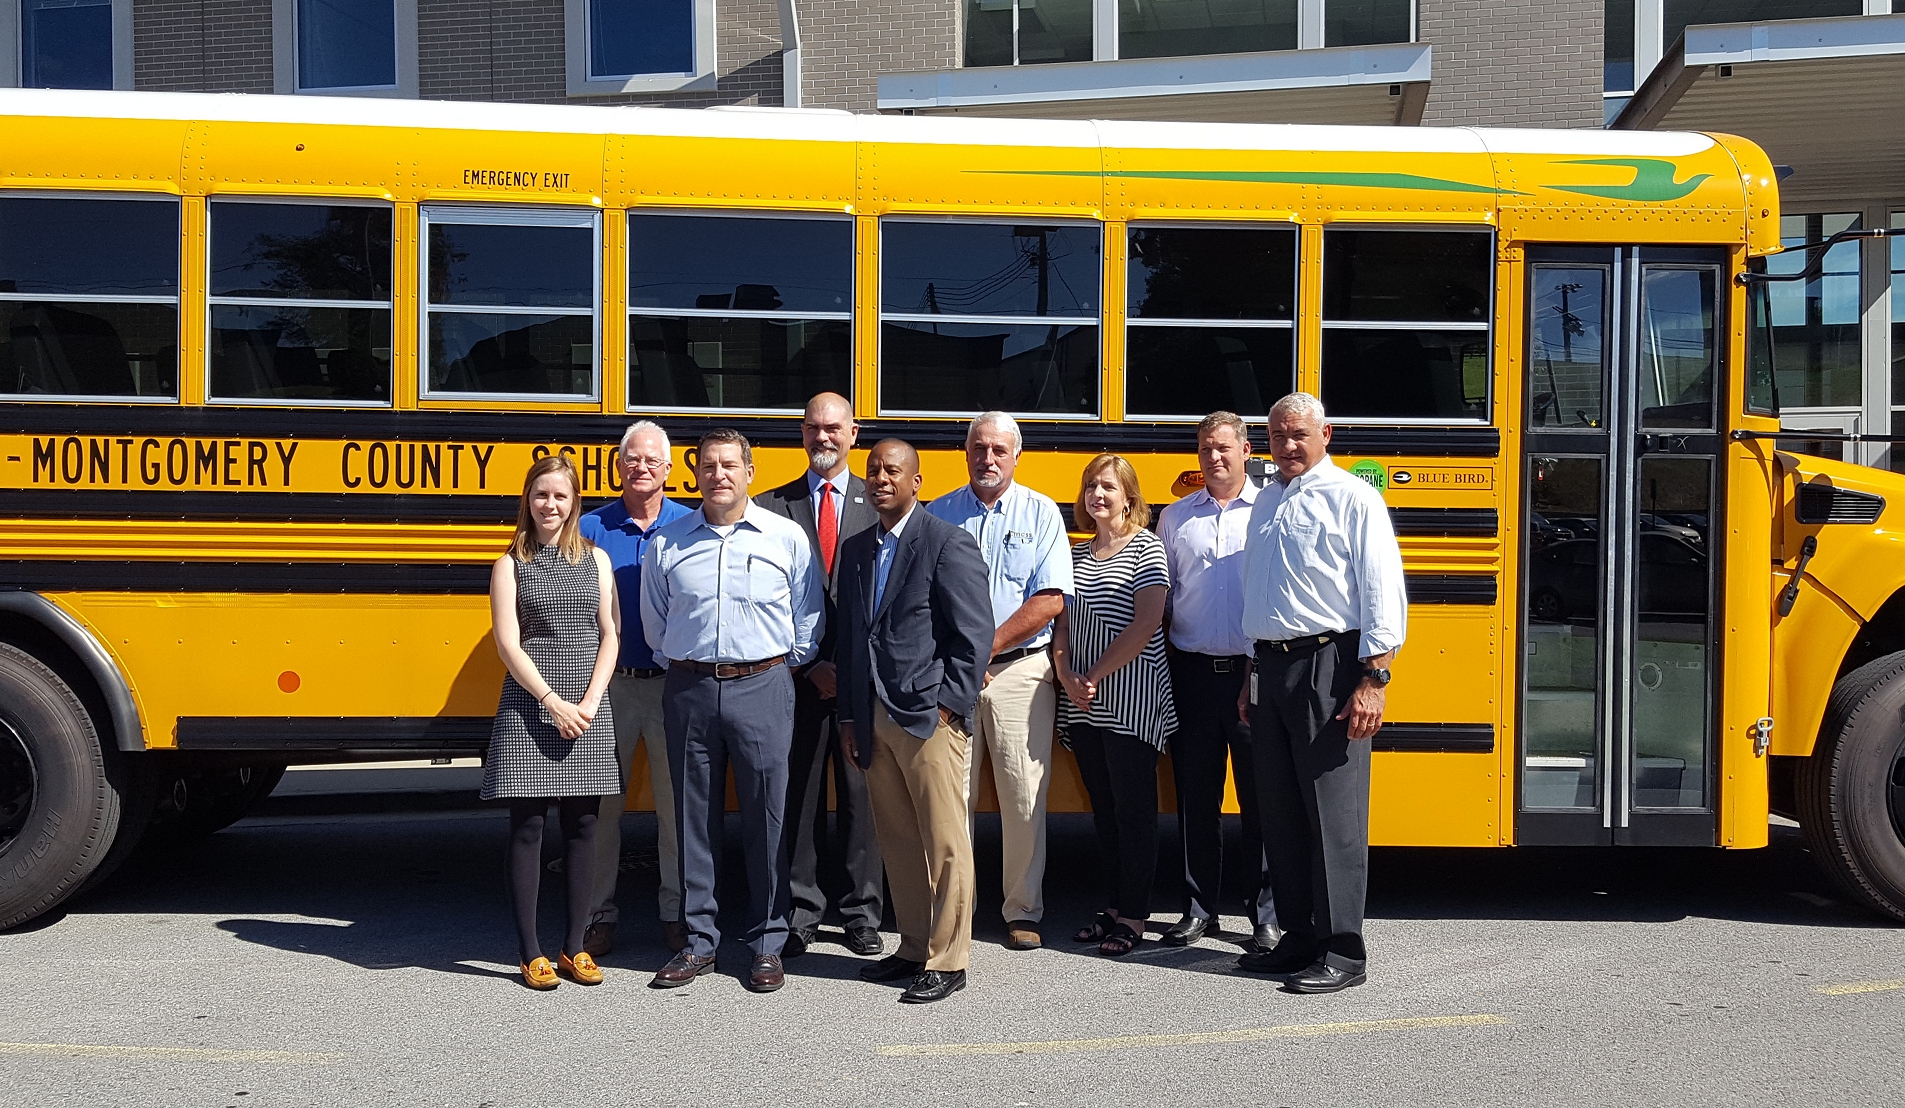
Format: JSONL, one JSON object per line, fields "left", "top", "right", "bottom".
{"left": 671, "top": 656, "right": 787, "bottom": 679}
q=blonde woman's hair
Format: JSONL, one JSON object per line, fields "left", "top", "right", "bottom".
{"left": 1073, "top": 453, "right": 1150, "bottom": 536}
{"left": 511, "top": 454, "right": 593, "bottom": 565}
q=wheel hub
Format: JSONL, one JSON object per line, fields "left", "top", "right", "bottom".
{"left": 0, "top": 716, "right": 36, "bottom": 855}
{"left": 1890, "top": 735, "right": 1905, "bottom": 850}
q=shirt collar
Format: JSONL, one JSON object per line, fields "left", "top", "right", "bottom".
{"left": 692, "top": 501, "right": 769, "bottom": 534}
{"left": 880, "top": 503, "right": 919, "bottom": 542}
{"left": 604, "top": 495, "right": 684, "bottom": 533}
{"left": 968, "top": 480, "right": 1019, "bottom": 514}
{"left": 808, "top": 468, "right": 849, "bottom": 500}
{"left": 1189, "top": 479, "right": 1260, "bottom": 509}
{"left": 1276, "top": 454, "right": 1336, "bottom": 491}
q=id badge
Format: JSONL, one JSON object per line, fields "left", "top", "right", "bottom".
{"left": 1249, "top": 671, "right": 1259, "bottom": 706}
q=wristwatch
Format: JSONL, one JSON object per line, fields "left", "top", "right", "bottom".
{"left": 1361, "top": 667, "right": 1392, "bottom": 687}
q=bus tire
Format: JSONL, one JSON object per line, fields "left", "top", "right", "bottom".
{"left": 0, "top": 643, "right": 119, "bottom": 931}
{"left": 1797, "top": 650, "right": 1905, "bottom": 923}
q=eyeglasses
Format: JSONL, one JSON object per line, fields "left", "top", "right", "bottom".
{"left": 623, "top": 456, "right": 670, "bottom": 470}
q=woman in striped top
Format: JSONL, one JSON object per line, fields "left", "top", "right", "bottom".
{"left": 1054, "top": 453, "right": 1178, "bottom": 957}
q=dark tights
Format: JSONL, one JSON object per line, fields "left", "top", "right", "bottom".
{"left": 507, "top": 797, "right": 599, "bottom": 964}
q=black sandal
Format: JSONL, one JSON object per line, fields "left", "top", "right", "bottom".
{"left": 1099, "top": 921, "right": 1143, "bottom": 957}
{"left": 1074, "top": 911, "right": 1116, "bottom": 944}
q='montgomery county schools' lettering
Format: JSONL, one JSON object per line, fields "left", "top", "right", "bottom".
{"left": 461, "top": 168, "right": 573, "bottom": 190}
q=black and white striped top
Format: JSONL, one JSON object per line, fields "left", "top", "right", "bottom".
{"left": 1057, "top": 529, "right": 1178, "bottom": 750}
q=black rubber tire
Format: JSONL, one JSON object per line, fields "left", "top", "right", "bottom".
{"left": 1796, "top": 650, "right": 1905, "bottom": 923}
{"left": 0, "top": 643, "right": 119, "bottom": 930}
{"left": 143, "top": 761, "right": 288, "bottom": 842}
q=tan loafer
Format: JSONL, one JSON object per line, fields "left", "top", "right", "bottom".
{"left": 520, "top": 957, "right": 559, "bottom": 990}
{"left": 558, "top": 950, "right": 604, "bottom": 985}
{"left": 1004, "top": 921, "right": 1042, "bottom": 950}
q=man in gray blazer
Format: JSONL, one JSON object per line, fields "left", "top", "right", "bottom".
{"left": 836, "top": 439, "right": 993, "bottom": 1005}
{"left": 753, "top": 392, "right": 884, "bottom": 957}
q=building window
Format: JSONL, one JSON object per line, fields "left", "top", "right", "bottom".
{"left": 271, "top": 0, "right": 416, "bottom": 97}
{"left": 1662, "top": 1, "right": 1861, "bottom": 57}
{"left": 1120, "top": 0, "right": 1296, "bottom": 59}
{"left": 208, "top": 201, "right": 393, "bottom": 406}
{"left": 3, "top": 0, "right": 130, "bottom": 89}
{"left": 1318, "top": 227, "right": 1491, "bottom": 422}
{"left": 1125, "top": 224, "right": 1296, "bottom": 418}
{"left": 1604, "top": 0, "right": 1634, "bottom": 93}
{"left": 1324, "top": 0, "right": 1412, "bottom": 48}
{"left": 565, "top": 0, "right": 713, "bottom": 94}
{"left": 627, "top": 212, "right": 853, "bottom": 411}
{"left": 0, "top": 195, "right": 178, "bottom": 400}
{"left": 1766, "top": 213, "right": 1862, "bottom": 410}
{"left": 967, "top": 0, "right": 1094, "bottom": 67}
{"left": 421, "top": 207, "right": 600, "bottom": 400}
{"left": 880, "top": 220, "right": 1100, "bottom": 417}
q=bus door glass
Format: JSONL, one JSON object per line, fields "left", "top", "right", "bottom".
{"left": 1520, "top": 247, "right": 1725, "bottom": 846}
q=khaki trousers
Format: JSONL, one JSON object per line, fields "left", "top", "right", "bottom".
{"left": 865, "top": 701, "right": 974, "bottom": 972}
{"left": 591, "top": 672, "right": 679, "bottom": 924}
{"left": 967, "top": 650, "right": 1056, "bottom": 924}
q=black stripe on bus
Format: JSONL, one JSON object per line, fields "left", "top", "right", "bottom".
{"left": 1406, "top": 574, "right": 1497, "bottom": 605}
{"left": 1390, "top": 508, "right": 1497, "bottom": 537}
{"left": 0, "top": 404, "right": 1501, "bottom": 457}
{"left": 0, "top": 489, "right": 522, "bottom": 524}
{"left": 1372, "top": 724, "right": 1494, "bottom": 754}
{"left": 0, "top": 561, "right": 491, "bottom": 593}
{"left": 175, "top": 715, "right": 493, "bottom": 753}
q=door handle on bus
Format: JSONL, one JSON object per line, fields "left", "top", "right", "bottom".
{"left": 1777, "top": 534, "right": 1817, "bottom": 617}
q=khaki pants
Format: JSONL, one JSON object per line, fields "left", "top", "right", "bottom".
{"left": 865, "top": 701, "right": 974, "bottom": 972}
{"left": 591, "top": 672, "right": 678, "bottom": 924}
{"left": 967, "top": 650, "right": 1056, "bottom": 925}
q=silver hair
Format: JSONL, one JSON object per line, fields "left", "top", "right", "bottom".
{"left": 967, "top": 410, "right": 1023, "bottom": 455}
{"left": 618, "top": 420, "right": 671, "bottom": 457}
{"left": 1268, "top": 392, "right": 1327, "bottom": 428}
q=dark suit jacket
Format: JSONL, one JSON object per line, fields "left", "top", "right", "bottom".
{"left": 755, "top": 471, "right": 878, "bottom": 670}
{"left": 835, "top": 507, "right": 994, "bottom": 763}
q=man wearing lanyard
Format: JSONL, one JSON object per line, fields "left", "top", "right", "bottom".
{"left": 1237, "top": 392, "right": 1406, "bottom": 994}
{"left": 926, "top": 411, "right": 1073, "bottom": 952}
{"left": 577, "top": 420, "right": 692, "bottom": 957}
{"left": 1155, "top": 411, "right": 1276, "bottom": 953}
{"left": 642, "top": 429, "right": 824, "bottom": 993}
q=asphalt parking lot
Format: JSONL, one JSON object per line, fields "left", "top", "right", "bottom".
{"left": 3, "top": 803, "right": 1902, "bottom": 1108}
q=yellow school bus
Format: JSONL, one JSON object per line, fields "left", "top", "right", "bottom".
{"left": 4, "top": 88, "right": 1903, "bottom": 931}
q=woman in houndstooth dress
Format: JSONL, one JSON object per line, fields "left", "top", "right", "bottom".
{"left": 485, "top": 454, "right": 621, "bottom": 989}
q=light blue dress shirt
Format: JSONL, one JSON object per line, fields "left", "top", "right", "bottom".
{"left": 925, "top": 481, "right": 1074, "bottom": 651}
{"left": 872, "top": 504, "right": 918, "bottom": 613}
{"left": 639, "top": 502, "right": 826, "bottom": 666}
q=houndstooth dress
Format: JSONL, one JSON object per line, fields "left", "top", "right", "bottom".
{"left": 481, "top": 543, "right": 620, "bottom": 800}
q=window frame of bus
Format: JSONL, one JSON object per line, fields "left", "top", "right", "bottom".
{"left": 418, "top": 204, "right": 602, "bottom": 404}
{"left": 1318, "top": 223, "right": 1495, "bottom": 425}
{"left": 625, "top": 208, "right": 854, "bottom": 415}
{"left": 205, "top": 196, "right": 395, "bottom": 408}
{"left": 1123, "top": 220, "right": 1299, "bottom": 422}
{"left": 877, "top": 215, "right": 1104, "bottom": 421}
{"left": 0, "top": 190, "right": 180, "bottom": 404}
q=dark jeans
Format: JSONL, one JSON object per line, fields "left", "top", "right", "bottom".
{"left": 785, "top": 675, "right": 883, "bottom": 930}
{"left": 1167, "top": 653, "right": 1274, "bottom": 927}
{"left": 1069, "top": 723, "right": 1160, "bottom": 922}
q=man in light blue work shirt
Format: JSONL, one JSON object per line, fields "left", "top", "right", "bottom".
{"left": 926, "top": 411, "right": 1073, "bottom": 951}
{"left": 640, "top": 428, "right": 824, "bottom": 994}
{"left": 577, "top": 420, "right": 692, "bottom": 958}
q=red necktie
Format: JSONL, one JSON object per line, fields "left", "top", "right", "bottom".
{"left": 817, "top": 480, "right": 837, "bottom": 577}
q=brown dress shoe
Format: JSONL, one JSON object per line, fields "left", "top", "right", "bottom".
{"left": 582, "top": 922, "right": 615, "bottom": 958}
{"left": 747, "top": 953, "right": 785, "bottom": 993}
{"left": 662, "top": 920, "right": 689, "bottom": 953}
{"left": 649, "top": 952, "right": 717, "bottom": 989}
{"left": 1004, "top": 921, "right": 1042, "bottom": 950}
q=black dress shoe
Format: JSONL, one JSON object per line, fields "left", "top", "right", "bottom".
{"left": 1247, "top": 924, "right": 1279, "bottom": 953}
{"left": 1237, "top": 940, "right": 1316, "bottom": 976}
{"left": 899, "top": 969, "right": 966, "bottom": 1004}
{"left": 649, "top": 952, "right": 717, "bottom": 989}
{"left": 859, "top": 955, "right": 924, "bottom": 983}
{"left": 844, "top": 925, "right": 885, "bottom": 956}
{"left": 1284, "top": 960, "right": 1366, "bottom": 994}
{"left": 1161, "top": 914, "right": 1210, "bottom": 946}
{"left": 784, "top": 926, "right": 818, "bottom": 958}
{"left": 747, "top": 953, "right": 786, "bottom": 993}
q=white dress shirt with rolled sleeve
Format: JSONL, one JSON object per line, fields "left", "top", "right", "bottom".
{"left": 1157, "top": 481, "right": 1260, "bottom": 658}
{"left": 1241, "top": 456, "right": 1407, "bottom": 659}
{"left": 639, "top": 502, "right": 825, "bottom": 666}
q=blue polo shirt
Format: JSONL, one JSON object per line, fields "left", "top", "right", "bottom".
{"left": 580, "top": 495, "right": 692, "bottom": 670}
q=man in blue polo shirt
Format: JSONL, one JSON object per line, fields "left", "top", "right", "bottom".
{"left": 578, "top": 419, "right": 692, "bottom": 957}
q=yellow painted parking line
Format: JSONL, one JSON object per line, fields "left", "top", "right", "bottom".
{"left": 1816, "top": 979, "right": 1905, "bottom": 996}
{"left": 879, "top": 1013, "right": 1509, "bottom": 1058}
{"left": 0, "top": 1042, "right": 343, "bottom": 1064}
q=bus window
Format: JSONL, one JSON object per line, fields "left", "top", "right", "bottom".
{"left": 208, "top": 201, "right": 393, "bottom": 405}
{"left": 1528, "top": 265, "right": 1607, "bottom": 429}
{"left": 1124, "top": 224, "right": 1295, "bottom": 419}
{"left": 626, "top": 212, "right": 852, "bottom": 411}
{"left": 421, "top": 207, "right": 599, "bottom": 400}
{"left": 878, "top": 220, "right": 1100, "bottom": 416}
{"left": 1637, "top": 267, "right": 1718, "bottom": 430}
{"left": 0, "top": 195, "right": 179, "bottom": 400}
{"left": 1319, "top": 227, "right": 1491, "bottom": 422}
{"left": 1747, "top": 278, "right": 1778, "bottom": 415}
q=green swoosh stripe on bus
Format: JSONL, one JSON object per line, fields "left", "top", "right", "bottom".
{"left": 1545, "top": 158, "right": 1713, "bottom": 201}
{"left": 977, "top": 169, "right": 1523, "bottom": 196}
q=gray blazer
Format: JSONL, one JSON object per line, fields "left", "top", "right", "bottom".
{"left": 835, "top": 508, "right": 994, "bottom": 762}
{"left": 754, "top": 471, "right": 878, "bottom": 666}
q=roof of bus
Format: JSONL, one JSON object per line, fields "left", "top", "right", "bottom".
{"left": 0, "top": 87, "right": 1723, "bottom": 159}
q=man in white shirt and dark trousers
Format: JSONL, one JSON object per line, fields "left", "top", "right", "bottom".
{"left": 1237, "top": 393, "right": 1406, "bottom": 994}
{"left": 1156, "top": 411, "right": 1276, "bottom": 953}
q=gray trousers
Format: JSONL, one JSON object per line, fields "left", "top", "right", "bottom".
{"left": 665, "top": 663, "right": 796, "bottom": 959}
{"left": 1250, "top": 632, "right": 1371, "bottom": 972}
{"left": 590, "top": 672, "right": 677, "bottom": 926}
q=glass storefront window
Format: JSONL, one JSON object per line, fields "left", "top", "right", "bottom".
{"left": 1767, "top": 213, "right": 1861, "bottom": 409}
{"left": 965, "top": 0, "right": 1094, "bottom": 67}
{"left": 1120, "top": 0, "right": 1297, "bottom": 59}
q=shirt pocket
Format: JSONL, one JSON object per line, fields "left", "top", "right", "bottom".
{"left": 745, "top": 552, "right": 793, "bottom": 605}
{"left": 999, "top": 531, "right": 1040, "bottom": 588}
{"left": 1280, "top": 515, "right": 1330, "bottom": 571}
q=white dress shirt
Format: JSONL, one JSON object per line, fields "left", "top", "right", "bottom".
{"left": 808, "top": 468, "right": 848, "bottom": 533}
{"left": 1157, "top": 480, "right": 1260, "bottom": 657}
{"left": 1241, "top": 456, "right": 1407, "bottom": 659}
{"left": 640, "top": 502, "right": 826, "bottom": 666}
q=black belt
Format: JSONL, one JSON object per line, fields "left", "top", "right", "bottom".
{"left": 1255, "top": 630, "right": 1354, "bottom": 654}
{"left": 670, "top": 656, "right": 787, "bottom": 679}
{"left": 1177, "top": 651, "right": 1250, "bottom": 673}
{"left": 615, "top": 666, "right": 666, "bottom": 679}
{"left": 991, "top": 645, "right": 1046, "bottom": 667}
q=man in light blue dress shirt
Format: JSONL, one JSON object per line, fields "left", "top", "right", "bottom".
{"left": 926, "top": 411, "right": 1074, "bottom": 951}
{"left": 640, "top": 429, "right": 825, "bottom": 994}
